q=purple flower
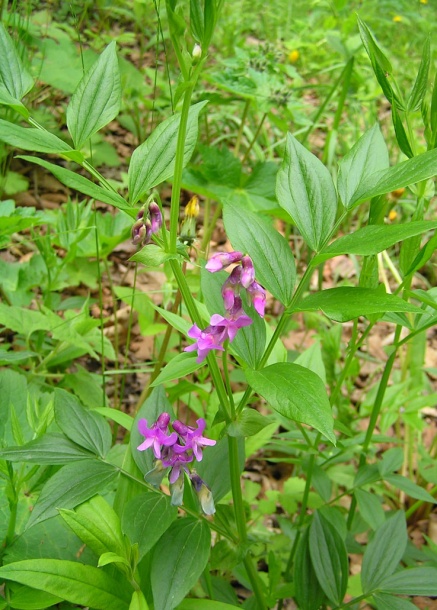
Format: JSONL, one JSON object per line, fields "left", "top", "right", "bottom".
{"left": 184, "top": 323, "right": 227, "bottom": 363}
{"left": 205, "top": 251, "right": 243, "bottom": 272}
{"left": 148, "top": 202, "right": 162, "bottom": 233}
{"left": 161, "top": 447, "right": 193, "bottom": 484}
{"left": 173, "top": 418, "right": 217, "bottom": 462}
{"left": 137, "top": 414, "right": 178, "bottom": 458}
{"left": 247, "top": 281, "right": 266, "bottom": 318}
{"left": 221, "top": 266, "right": 242, "bottom": 311}
{"left": 240, "top": 255, "right": 255, "bottom": 288}
{"left": 209, "top": 313, "right": 252, "bottom": 342}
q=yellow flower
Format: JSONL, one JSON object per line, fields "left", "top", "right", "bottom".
{"left": 185, "top": 195, "right": 200, "bottom": 218}
{"left": 288, "top": 50, "right": 300, "bottom": 63}
{"left": 393, "top": 15, "right": 402, "bottom": 22}
{"left": 388, "top": 209, "right": 398, "bottom": 221}
{"left": 420, "top": 0, "right": 428, "bottom": 4}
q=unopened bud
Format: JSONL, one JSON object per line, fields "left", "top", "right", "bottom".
{"left": 247, "top": 281, "right": 266, "bottom": 318}
{"left": 192, "top": 44, "right": 202, "bottom": 60}
{"left": 148, "top": 202, "right": 163, "bottom": 234}
{"left": 205, "top": 251, "right": 243, "bottom": 273}
{"left": 240, "top": 255, "right": 255, "bottom": 288}
{"left": 185, "top": 195, "right": 200, "bottom": 218}
{"left": 190, "top": 472, "right": 215, "bottom": 515}
{"left": 132, "top": 219, "right": 146, "bottom": 245}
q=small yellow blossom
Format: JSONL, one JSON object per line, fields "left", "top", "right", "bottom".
{"left": 420, "top": 0, "right": 428, "bottom": 4}
{"left": 288, "top": 50, "right": 300, "bottom": 63}
{"left": 388, "top": 209, "right": 398, "bottom": 221}
{"left": 393, "top": 15, "right": 402, "bottom": 22}
{"left": 391, "top": 188, "right": 405, "bottom": 199}
{"left": 185, "top": 195, "right": 200, "bottom": 218}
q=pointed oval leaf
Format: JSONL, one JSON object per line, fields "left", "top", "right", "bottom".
{"left": 314, "top": 221, "right": 437, "bottom": 264}
{"left": 337, "top": 124, "right": 389, "bottom": 209}
{"left": 0, "top": 120, "right": 73, "bottom": 154}
{"left": 294, "top": 526, "right": 327, "bottom": 610}
{"left": 309, "top": 512, "right": 348, "bottom": 606}
{"left": 361, "top": 511, "right": 407, "bottom": 593}
{"left": 296, "top": 287, "right": 422, "bottom": 322}
{"left": 245, "top": 363, "right": 335, "bottom": 444}
{"left": 222, "top": 199, "right": 296, "bottom": 305}
{"left": 276, "top": 133, "right": 337, "bottom": 251}
{"left": 67, "top": 42, "right": 121, "bottom": 149}
{"left": 372, "top": 593, "right": 418, "bottom": 610}
{"left": 407, "top": 38, "right": 430, "bottom": 112}
{"left": 128, "top": 101, "right": 207, "bottom": 204}
{"left": 0, "top": 23, "right": 34, "bottom": 99}
{"left": 0, "top": 433, "right": 95, "bottom": 464}
{"left": 54, "top": 389, "right": 112, "bottom": 458}
{"left": 122, "top": 492, "right": 177, "bottom": 560}
{"left": 0, "top": 559, "right": 132, "bottom": 610}
{"left": 378, "top": 567, "right": 437, "bottom": 597}
{"left": 27, "top": 460, "right": 118, "bottom": 528}
{"left": 151, "top": 518, "right": 211, "bottom": 610}
{"left": 151, "top": 352, "right": 206, "bottom": 386}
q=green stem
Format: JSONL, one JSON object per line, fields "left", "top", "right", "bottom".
{"left": 242, "top": 112, "right": 267, "bottom": 164}
{"left": 235, "top": 99, "right": 251, "bottom": 158}
{"left": 200, "top": 203, "right": 222, "bottom": 253}
{"left": 169, "top": 83, "right": 195, "bottom": 253}
{"left": 94, "top": 203, "right": 106, "bottom": 408}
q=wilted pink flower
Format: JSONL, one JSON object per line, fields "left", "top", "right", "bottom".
{"left": 205, "top": 251, "right": 243, "bottom": 272}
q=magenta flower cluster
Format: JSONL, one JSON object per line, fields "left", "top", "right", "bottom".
{"left": 137, "top": 413, "right": 216, "bottom": 513}
{"left": 184, "top": 252, "right": 267, "bottom": 363}
{"left": 132, "top": 202, "right": 163, "bottom": 246}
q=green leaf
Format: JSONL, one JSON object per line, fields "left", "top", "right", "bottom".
{"left": 392, "top": 102, "right": 414, "bottom": 159}
{"left": 0, "top": 560, "right": 132, "bottom": 610}
{"left": 337, "top": 124, "right": 389, "bottom": 209}
{"left": 245, "top": 363, "right": 335, "bottom": 444}
{"left": 0, "top": 434, "right": 95, "bottom": 464}
{"left": 121, "top": 492, "right": 177, "bottom": 560}
{"left": 361, "top": 512, "right": 407, "bottom": 593}
{"left": 372, "top": 592, "right": 418, "bottom": 610}
{"left": 27, "top": 460, "right": 118, "bottom": 528}
{"left": 59, "top": 494, "right": 127, "bottom": 559}
{"left": 18, "top": 156, "right": 132, "bottom": 213}
{"left": 296, "top": 287, "right": 422, "bottom": 322}
{"left": 354, "top": 489, "right": 385, "bottom": 531}
{"left": 0, "top": 84, "right": 29, "bottom": 117}
{"left": 407, "top": 37, "right": 430, "bottom": 112}
{"left": 349, "top": 147, "right": 437, "bottom": 208}
{"left": 222, "top": 200, "right": 296, "bottom": 305}
{"left": 177, "top": 601, "right": 240, "bottom": 610}
{"left": 130, "top": 244, "right": 178, "bottom": 266}
{"left": 151, "top": 518, "right": 211, "bottom": 610}
{"left": 227, "top": 409, "right": 274, "bottom": 438}
{"left": 314, "top": 222, "right": 437, "bottom": 264}
{"left": 67, "top": 42, "right": 121, "bottom": 149}
{"left": 151, "top": 352, "right": 206, "bottom": 386}
{"left": 384, "top": 474, "right": 437, "bottom": 504}
{"left": 0, "top": 23, "right": 33, "bottom": 100}
{"left": 128, "top": 101, "right": 207, "bottom": 204}
{"left": 0, "top": 120, "right": 73, "bottom": 154}
{"left": 378, "top": 567, "right": 437, "bottom": 596}
{"left": 129, "top": 590, "right": 150, "bottom": 610}
{"left": 309, "top": 512, "right": 348, "bottom": 606}
{"left": 196, "top": 436, "right": 245, "bottom": 502}
{"left": 276, "top": 132, "right": 337, "bottom": 251}
{"left": 294, "top": 526, "right": 326, "bottom": 610}
{"left": 98, "top": 552, "right": 131, "bottom": 569}
{"left": 54, "top": 389, "right": 112, "bottom": 458}
{"left": 7, "top": 586, "right": 63, "bottom": 609}
{"left": 94, "top": 407, "right": 134, "bottom": 431}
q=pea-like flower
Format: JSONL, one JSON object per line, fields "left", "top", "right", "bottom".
{"left": 184, "top": 313, "right": 252, "bottom": 363}
{"left": 137, "top": 413, "right": 178, "bottom": 458}
{"left": 173, "top": 418, "right": 217, "bottom": 462}
{"left": 205, "top": 251, "right": 243, "bottom": 272}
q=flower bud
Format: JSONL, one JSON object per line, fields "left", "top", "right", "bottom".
{"left": 247, "top": 281, "right": 266, "bottom": 318}
{"left": 190, "top": 472, "right": 215, "bottom": 515}
{"left": 170, "top": 471, "right": 185, "bottom": 506}
{"left": 240, "top": 255, "right": 255, "bottom": 288}
{"left": 185, "top": 195, "right": 200, "bottom": 218}
{"left": 132, "top": 219, "right": 146, "bottom": 245}
{"left": 156, "top": 412, "right": 171, "bottom": 429}
{"left": 221, "top": 279, "right": 236, "bottom": 311}
{"left": 205, "top": 251, "right": 243, "bottom": 273}
{"left": 148, "top": 202, "right": 162, "bottom": 233}
{"left": 192, "top": 44, "right": 202, "bottom": 60}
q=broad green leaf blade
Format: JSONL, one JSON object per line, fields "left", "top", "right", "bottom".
{"left": 0, "top": 120, "right": 73, "bottom": 154}
{"left": 373, "top": 593, "right": 417, "bottom": 610}
{"left": 245, "top": 363, "right": 335, "bottom": 444}
{"left": 19, "top": 156, "right": 133, "bottom": 213}
{"left": 196, "top": 436, "right": 245, "bottom": 502}
{"left": 361, "top": 512, "right": 407, "bottom": 593}
{"left": 27, "top": 460, "right": 118, "bottom": 528}
{"left": 276, "top": 132, "right": 337, "bottom": 251}
{"left": 0, "top": 23, "right": 34, "bottom": 99}
{"left": 407, "top": 37, "right": 430, "bottom": 112}
{"left": 0, "top": 87, "right": 29, "bottom": 117}
{"left": 0, "top": 560, "right": 132, "bottom": 610}
{"left": 296, "top": 287, "right": 422, "bottom": 322}
{"left": 384, "top": 474, "right": 437, "bottom": 504}
{"left": 151, "top": 518, "right": 211, "bottom": 610}
{"left": 130, "top": 244, "right": 179, "bottom": 266}
{"left": 8, "top": 586, "right": 63, "bottom": 609}
{"left": 222, "top": 199, "right": 296, "bottom": 305}
{"left": 121, "top": 492, "right": 177, "bottom": 560}
{"left": 378, "top": 567, "right": 437, "bottom": 596}
{"left": 177, "top": 601, "right": 240, "bottom": 610}
{"left": 314, "top": 222, "right": 437, "bottom": 264}
{"left": 0, "top": 433, "right": 95, "bottom": 464}
{"left": 54, "top": 389, "right": 112, "bottom": 458}
{"left": 392, "top": 103, "right": 414, "bottom": 159}
{"left": 94, "top": 407, "right": 134, "bottom": 431}
{"left": 130, "top": 590, "right": 150, "bottom": 610}
{"left": 294, "top": 527, "right": 326, "bottom": 610}
{"left": 128, "top": 101, "right": 207, "bottom": 205}
{"left": 67, "top": 42, "right": 121, "bottom": 149}
{"left": 309, "top": 512, "right": 348, "bottom": 606}
{"left": 354, "top": 488, "right": 385, "bottom": 530}
{"left": 60, "top": 494, "right": 127, "bottom": 558}
{"left": 338, "top": 124, "right": 389, "bottom": 209}
{"left": 151, "top": 352, "right": 206, "bottom": 386}
{"left": 349, "top": 147, "right": 437, "bottom": 208}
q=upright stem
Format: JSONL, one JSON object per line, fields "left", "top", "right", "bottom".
{"left": 235, "top": 99, "right": 251, "bottom": 158}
